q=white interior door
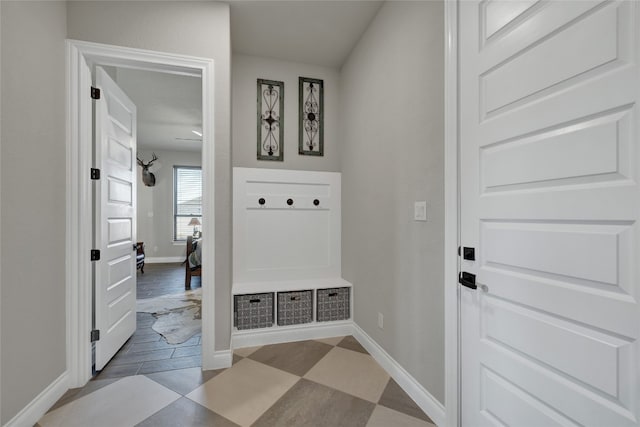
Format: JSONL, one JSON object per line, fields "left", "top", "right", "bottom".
{"left": 94, "top": 66, "right": 137, "bottom": 371}
{"left": 460, "top": 1, "right": 640, "bottom": 426}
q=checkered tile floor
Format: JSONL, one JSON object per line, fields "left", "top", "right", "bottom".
{"left": 37, "top": 336, "right": 435, "bottom": 427}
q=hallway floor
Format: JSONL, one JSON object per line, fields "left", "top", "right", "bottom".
{"left": 37, "top": 337, "right": 435, "bottom": 427}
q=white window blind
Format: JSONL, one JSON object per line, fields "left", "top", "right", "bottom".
{"left": 174, "top": 166, "right": 202, "bottom": 241}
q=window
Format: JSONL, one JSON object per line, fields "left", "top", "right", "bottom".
{"left": 174, "top": 166, "right": 202, "bottom": 241}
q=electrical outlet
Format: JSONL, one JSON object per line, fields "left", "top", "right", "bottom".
{"left": 414, "top": 201, "right": 427, "bottom": 221}
{"left": 378, "top": 312, "right": 384, "bottom": 329}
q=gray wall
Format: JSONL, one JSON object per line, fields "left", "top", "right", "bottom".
{"left": 0, "top": 1, "right": 67, "bottom": 423}
{"left": 67, "top": 1, "right": 233, "bottom": 351}
{"left": 137, "top": 149, "right": 202, "bottom": 259}
{"left": 340, "top": 1, "right": 445, "bottom": 404}
{"left": 232, "top": 54, "right": 340, "bottom": 172}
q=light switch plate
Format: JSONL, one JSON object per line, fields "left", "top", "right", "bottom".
{"left": 414, "top": 201, "right": 427, "bottom": 221}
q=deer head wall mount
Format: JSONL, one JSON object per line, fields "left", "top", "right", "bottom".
{"left": 137, "top": 153, "right": 158, "bottom": 187}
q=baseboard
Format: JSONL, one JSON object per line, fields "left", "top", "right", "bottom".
{"left": 352, "top": 324, "right": 446, "bottom": 427}
{"left": 5, "top": 371, "right": 68, "bottom": 427}
{"left": 231, "top": 320, "right": 354, "bottom": 349}
{"left": 202, "top": 350, "right": 233, "bottom": 371}
{"left": 144, "top": 256, "right": 183, "bottom": 264}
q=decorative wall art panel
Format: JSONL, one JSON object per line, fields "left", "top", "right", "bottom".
{"left": 257, "top": 79, "right": 284, "bottom": 161}
{"left": 299, "top": 77, "right": 324, "bottom": 156}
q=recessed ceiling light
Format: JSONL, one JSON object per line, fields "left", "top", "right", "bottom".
{"left": 192, "top": 130, "right": 203, "bottom": 137}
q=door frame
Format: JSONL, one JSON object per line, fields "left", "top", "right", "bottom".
{"left": 65, "top": 39, "right": 215, "bottom": 387}
{"left": 444, "top": 1, "right": 460, "bottom": 426}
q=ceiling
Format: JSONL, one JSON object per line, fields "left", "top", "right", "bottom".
{"left": 230, "top": 1, "right": 383, "bottom": 68}
{"left": 113, "top": 67, "right": 203, "bottom": 152}
{"left": 112, "top": 2, "right": 382, "bottom": 152}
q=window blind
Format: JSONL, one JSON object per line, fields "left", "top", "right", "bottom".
{"left": 174, "top": 166, "right": 202, "bottom": 240}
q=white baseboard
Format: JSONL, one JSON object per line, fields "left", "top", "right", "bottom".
{"left": 231, "top": 320, "right": 354, "bottom": 349}
{"left": 352, "top": 324, "right": 446, "bottom": 427}
{"left": 203, "top": 350, "right": 233, "bottom": 370}
{"left": 144, "top": 256, "right": 183, "bottom": 264}
{"left": 5, "top": 371, "right": 68, "bottom": 427}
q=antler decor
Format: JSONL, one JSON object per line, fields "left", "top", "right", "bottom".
{"left": 137, "top": 153, "right": 158, "bottom": 187}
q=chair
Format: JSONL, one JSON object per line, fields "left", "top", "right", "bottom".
{"left": 136, "top": 242, "right": 145, "bottom": 274}
{"left": 185, "top": 236, "right": 201, "bottom": 289}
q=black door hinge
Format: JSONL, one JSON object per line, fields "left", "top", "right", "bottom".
{"left": 458, "top": 246, "right": 476, "bottom": 261}
{"left": 463, "top": 247, "right": 476, "bottom": 261}
{"left": 458, "top": 272, "right": 477, "bottom": 290}
{"left": 91, "top": 168, "right": 100, "bottom": 180}
{"left": 91, "top": 249, "right": 101, "bottom": 261}
{"left": 90, "top": 329, "right": 100, "bottom": 342}
{"left": 91, "top": 86, "right": 101, "bottom": 100}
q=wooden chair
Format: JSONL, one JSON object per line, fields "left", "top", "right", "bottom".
{"left": 185, "top": 236, "right": 201, "bottom": 289}
{"left": 136, "top": 242, "right": 145, "bottom": 274}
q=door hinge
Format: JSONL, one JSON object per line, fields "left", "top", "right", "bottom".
{"left": 458, "top": 246, "right": 476, "bottom": 261}
{"left": 458, "top": 272, "right": 477, "bottom": 290}
{"left": 91, "top": 249, "right": 101, "bottom": 261}
{"left": 91, "top": 86, "right": 101, "bottom": 100}
{"left": 90, "top": 168, "right": 100, "bottom": 180}
{"left": 462, "top": 247, "right": 476, "bottom": 261}
{"left": 90, "top": 329, "right": 100, "bottom": 342}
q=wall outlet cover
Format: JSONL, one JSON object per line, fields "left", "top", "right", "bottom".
{"left": 414, "top": 201, "right": 427, "bottom": 221}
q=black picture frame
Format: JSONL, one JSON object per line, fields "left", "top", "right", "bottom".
{"left": 257, "top": 79, "right": 284, "bottom": 161}
{"left": 298, "top": 77, "right": 324, "bottom": 156}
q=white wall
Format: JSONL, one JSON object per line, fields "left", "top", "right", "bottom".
{"left": 340, "top": 1, "right": 445, "bottom": 404}
{"left": 137, "top": 149, "right": 202, "bottom": 259}
{"left": 67, "top": 0, "right": 233, "bottom": 351}
{"left": 0, "top": 1, "right": 67, "bottom": 423}
{"left": 232, "top": 54, "right": 340, "bottom": 172}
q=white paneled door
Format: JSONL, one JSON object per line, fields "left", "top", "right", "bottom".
{"left": 459, "top": 1, "right": 640, "bottom": 426}
{"left": 94, "top": 67, "right": 137, "bottom": 370}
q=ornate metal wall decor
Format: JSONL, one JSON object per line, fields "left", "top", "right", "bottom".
{"left": 257, "top": 79, "right": 284, "bottom": 161}
{"left": 299, "top": 77, "right": 324, "bottom": 156}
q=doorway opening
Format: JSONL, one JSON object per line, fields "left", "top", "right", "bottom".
{"left": 66, "top": 40, "right": 215, "bottom": 388}
{"left": 94, "top": 65, "right": 204, "bottom": 377}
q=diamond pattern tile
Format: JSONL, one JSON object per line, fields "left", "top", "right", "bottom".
{"left": 136, "top": 397, "right": 239, "bottom": 427}
{"left": 337, "top": 335, "right": 369, "bottom": 354}
{"left": 366, "top": 405, "right": 435, "bottom": 427}
{"left": 248, "top": 340, "right": 333, "bottom": 376}
{"left": 378, "top": 378, "right": 433, "bottom": 423}
{"left": 39, "top": 336, "right": 438, "bottom": 427}
{"left": 39, "top": 376, "right": 180, "bottom": 427}
{"left": 233, "top": 345, "right": 262, "bottom": 358}
{"left": 144, "top": 366, "right": 221, "bottom": 395}
{"left": 253, "top": 379, "right": 375, "bottom": 427}
{"left": 304, "top": 346, "right": 390, "bottom": 402}
{"left": 186, "top": 358, "right": 299, "bottom": 426}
